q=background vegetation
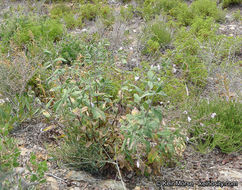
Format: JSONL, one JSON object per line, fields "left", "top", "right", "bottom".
{"left": 0, "top": 0, "right": 241, "bottom": 189}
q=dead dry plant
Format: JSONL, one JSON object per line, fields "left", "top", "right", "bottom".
{"left": 0, "top": 51, "right": 36, "bottom": 101}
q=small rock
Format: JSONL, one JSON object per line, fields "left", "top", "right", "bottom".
{"left": 14, "top": 167, "right": 26, "bottom": 175}
{"left": 65, "top": 171, "right": 97, "bottom": 184}
{"left": 229, "top": 25, "right": 236, "bottom": 30}
{"left": 97, "top": 179, "right": 125, "bottom": 190}
{"left": 46, "top": 177, "right": 59, "bottom": 190}
{"left": 134, "top": 186, "right": 141, "bottom": 190}
{"left": 81, "top": 28, "right": 88, "bottom": 32}
{"left": 219, "top": 169, "right": 242, "bottom": 181}
{"left": 69, "top": 187, "right": 80, "bottom": 190}
{"left": 126, "top": 173, "right": 133, "bottom": 179}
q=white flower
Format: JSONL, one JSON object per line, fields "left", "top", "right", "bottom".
{"left": 183, "top": 111, "right": 188, "bottom": 115}
{"left": 187, "top": 116, "right": 191, "bottom": 122}
{"left": 158, "top": 78, "right": 161, "bottom": 81}
{"left": 81, "top": 28, "right": 87, "bottom": 32}
{"left": 157, "top": 65, "right": 161, "bottom": 70}
{"left": 91, "top": 102, "right": 94, "bottom": 108}
{"left": 160, "top": 102, "right": 163, "bottom": 105}
{"left": 186, "top": 137, "right": 190, "bottom": 142}
{"left": 136, "top": 160, "right": 140, "bottom": 168}
{"left": 211, "top": 113, "right": 216, "bottom": 119}
{"left": 135, "top": 76, "right": 139, "bottom": 81}
{"left": 200, "top": 123, "right": 204, "bottom": 127}
{"left": 172, "top": 67, "right": 177, "bottom": 74}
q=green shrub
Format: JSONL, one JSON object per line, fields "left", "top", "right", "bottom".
{"left": 142, "top": 20, "right": 172, "bottom": 54}
{"left": 99, "top": 5, "right": 115, "bottom": 27}
{"left": 0, "top": 16, "right": 64, "bottom": 53}
{"left": 170, "top": 2, "right": 194, "bottom": 26}
{"left": 120, "top": 68, "right": 184, "bottom": 174}
{"left": 146, "top": 39, "right": 160, "bottom": 54}
{"left": 120, "top": 5, "right": 134, "bottom": 21}
{"left": 50, "top": 4, "right": 82, "bottom": 29}
{"left": 232, "top": 10, "right": 241, "bottom": 21}
{"left": 170, "top": 27, "right": 209, "bottom": 87}
{"left": 190, "top": 17, "right": 218, "bottom": 40}
{"left": 187, "top": 99, "right": 242, "bottom": 153}
{"left": 58, "top": 37, "right": 82, "bottom": 64}
{"left": 63, "top": 13, "right": 83, "bottom": 29}
{"left": 80, "top": 3, "right": 100, "bottom": 21}
{"left": 150, "top": 22, "right": 172, "bottom": 46}
{"left": 79, "top": 3, "right": 114, "bottom": 26}
{"left": 46, "top": 39, "right": 183, "bottom": 176}
{"left": 0, "top": 136, "right": 20, "bottom": 172}
{"left": 220, "top": 0, "right": 241, "bottom": 8}
{"left": 163, "top": 77, "right": 187, "bottom": 103}
{"left": 142, "top": 0, "right": 180, "bottom": 20}
{"left": 50, "top": 4, "right": 72, "bottom": 19}
{"left": 190, "top": 0, "right": 225, "bottom": 22}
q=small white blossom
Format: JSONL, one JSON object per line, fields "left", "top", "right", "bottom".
{"left": 160, "top": 102, "right": 163, "bottom": 105}
{"left": 119, "top": 47, "right": 123, "bottom": 50}
{"left": 158, "top": 78, "right": 161, "bottom": 81}
{"left": 172, "top": 67, "right": 177, "bottom": 74}
{"left": 157, "top": 65, "right": 161, "bottom": 70}
{"left": 81, "top": 28, "right": 87, "bottom": 32}
{"left": 211, "top": 113, "right": 216, "bottom": 119}
{"left": 187, "top": 116, "right": 191, "bottom": 122}
{"left": 183, "top": 111, "right": 188, "bottom": 115}
{"left": 200, "top": 123, "right": 204, "bottom": 127}
{"left": 135, "top": 76, "right": 139, "bottom": 81}
{"left": 91, "top": 102, "right": 94, "bottom": 108}
{"left": 186, "top": 137, "right": 190, "bottom": 142}
{"left": 136, "top": 160, "right": 140, "bottom": 168}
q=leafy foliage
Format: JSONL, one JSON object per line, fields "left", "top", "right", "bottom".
{"left": 187, "top": 99, "right": 242, "bottom": 153}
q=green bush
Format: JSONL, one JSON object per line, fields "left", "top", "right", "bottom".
{"left": 187, "top": 99, "right": 242, "bottom": 153}
{"left": 99, "top": 5, "right": 115, "bottom": 27}
{"left": 50, "top": 4, "right": 72, "bottom": 19}
{"left": 120, "top": 5, "right": 134, "bottom": 21}
{"left": 190, "top": 0, "right": 225, "bottom": 22}
{"left": 142, "top": 0, "right": 180, "bottom": 20}
{"left": 163, "top": 77, "right": 187, "bottom": 103}
{"left": 45, "top": 39, "right": 184, "bottom": 176}
{"left": 220, "top": 0, "right": 241, "bottom": 8}
{"left": 170, "top": 2, "right": 194, "bottom": 26}
{"left": 232, "top": 10, "right": 241, "bottom": 21}
{"left": 58, "top": 37, "right": 82, "bottom": 64}
{"left": 50, "top": 4, "right": 82, "bottom": 29}
{"left": 142, "top": 20, "right": 172, "bottom": 55}
{"left": 146, "top": 39, "right": 160, "bottom": 54}
{"left": 80, "top": 3, "right": 100, "bottom": 21}
{"left": 0, "top": 16, "right": 64, "bottom": 53}
{"left": 190, "top": 17, "right": 218, "bottom": 40}
{"left": 14, "top": 18, "right": 63, "bottom": 45}
{"left": 150, "top": 22, "right": 172, "bottom": 46}
{"left": 79, "top": 2, "right": 114, "bottom": 26}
